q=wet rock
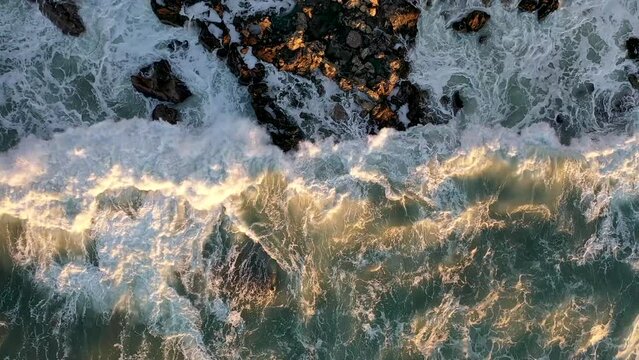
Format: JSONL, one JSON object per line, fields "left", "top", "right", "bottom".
{"left": 627, "top": 37, "right": 639, "bottom": 60}
{"left": 227, "top": 45, "right": 266, "bottom": 85}
{"left": 452, "top": 10, "right": 490, "bottom": 33}
{"left": 151, "top": 104, "right": 181, "bottom": 124}
{"left": 370, "top": 103, "right": 405, "bottom": 132}
{"left": 131, "top": 60, "right": 192, "bottom": 103}
{"left": 197, "top": 21, "right": 222, "bottom": 52}
{"left": 390, "top": 81, "right": 431, "bottom": 126}
{"left": 150, "top": 0, "right": 187, "bottom": 27}
{"left": 517, "top": 0, "right": 538, "bottom": 12}
{"left": 37, "top": 0, "right": 85, "bottom": 36}
{"left": 248, "top": 83, "right": 304, "bottom": 152}
{"left": 232, "top": 0, "right": 425, "bottom": 129}
{"left": 537, "top": 0, "right": 559, "bottom": 20}
{"left": 346, "top": 30, "right": 363, "bottom": 49}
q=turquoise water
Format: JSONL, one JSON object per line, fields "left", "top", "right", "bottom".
{"left": 2, "top": 0, "right": 639, "bottom": 359}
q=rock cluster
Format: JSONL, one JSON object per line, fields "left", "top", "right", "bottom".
{"left": 233, "top": 0, "right": 426, "bottom": 134}
{"left": 131, "top": 59, "right": 191, "bottom": 124}
{"left": 147, "top": 0, "right": 433, "bottom": 150}
{"left": 30, "top": 0, "right": 86, "bottom": 36}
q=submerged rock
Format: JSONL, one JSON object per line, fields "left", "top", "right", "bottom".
{"left": 452, "top": 10, "right": 490, "bottom": 33}
{"left": 37, "top": 0, "right": 85, "bottom": 36}
{"left": 151, "top": 104, "right": 181, "bottom": 124}
{"left": 227, "top": 240, "right": 279, "bottom": 294}
{"left": 627, "top": 37, "right": 639, "bottom": 60}
{"left": 131, "top": 60, "right": 192, "bottom": 103}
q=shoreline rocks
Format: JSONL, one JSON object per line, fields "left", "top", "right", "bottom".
{"left": 452, "top": 10, "right": 490, "bottom": 33}
{"left": 36, "top": 0, "right": 85, "bottom": 36}
{"left": 151, "top": 104, "right": 181, "bottom": 124}
{"left": 131, "top": 60, "right": 192, "bottom": 103}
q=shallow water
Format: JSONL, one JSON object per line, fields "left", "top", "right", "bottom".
{"left": 1, "top": 0, "right": 639, "bottom": 359}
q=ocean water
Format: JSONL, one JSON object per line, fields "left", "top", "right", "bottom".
{"left": 1, "top": 0, "right": 639, "bottom": 359}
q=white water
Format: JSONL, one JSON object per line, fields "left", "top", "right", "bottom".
{"left": 2, "top": 0, "right": 639, "bottom": 358}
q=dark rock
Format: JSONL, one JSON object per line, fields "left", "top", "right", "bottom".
{"left": 627, "top": 37, "right": 639, "bottom": 60}
{"left": 346, "top": 30, "right": 363, "bottom": 49}
{"left": 452, "top": 10, "right": 490, "bottom": 33}
{"left": 537, "top": 0, "right": 559, "bottom": 20}
{"left": 131, "top": 60, "right": 192, "bottom": 103}
{"left": 369, "top": 103, "right": 405, "bottom": 132}
{"left": 197, "top": 21, "right": 222, "bottom": 52}
{"left": 227, "top": 45, "right": 266, "bottom": 86}
{"left": 517, "top": 0, "right": 538, "bottom": 12}
{"left": 150, "top": 0, "right": 187, "bottom": 27}
{"left": 629, "top": 74, "right": 639, "bottom": 90}
{"left": 151, "top": 104, "right": 181, "bottom": 124}
{"left": 248, "top": 83, "right": 304, "bottom": 152}
{"left": 391, "top": 81, "right": 431, "bottom": 126}
{"left": 37, "top": 0, "right": 85, "bottom": 36}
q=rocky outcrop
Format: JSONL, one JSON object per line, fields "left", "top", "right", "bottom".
{"left": 131, "top": 60, "right": 192, "bottom": 103}
{"left": 152, "top": 104, "right": 181, "bottom": 124}
{"left": 248, "top": 83, "right": 304, "bottom": 152}
{"left": 147, "top": 0, "right": 439, "bottom": 151}
{"left": 36, "top": 0, "right": 85, "bottom": 36}
{"left": 452, "top": 10, "right": 490, "bottom": 33}
{"left": 517, "top": 0, "right": 559, "bottom": 20}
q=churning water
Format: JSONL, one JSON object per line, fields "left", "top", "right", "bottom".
{"left": 1, "top": 0, "right": 639, "bottom": 358}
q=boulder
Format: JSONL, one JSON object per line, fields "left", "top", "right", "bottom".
{"left": 346, "top": 30, "right": 363, "bottom": 49}
{"left": 248, "top": 83, "right": 304, "bottom": 152}
{"left": 537, "top": 0, "right": 559, "bottom": 20}
{"left": 150, "top": 0, "right": 187, "bottom": 27}
{"left": 517, "top": 0, "right": 538, "bottom": 12}
{"left": 131, "top": 60, "right": 192, "bottom": 103}
{"left": 151, "top": 104, "right": 181, "bottom": 124}
{"left": 627, "top": 37, "right": 639, "bottom": 60}
{"left": 38, "top": 0, "right": 85, "bottom": 36}
{"left": 452, "top": 10, "right": 490, "bottom": 33}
